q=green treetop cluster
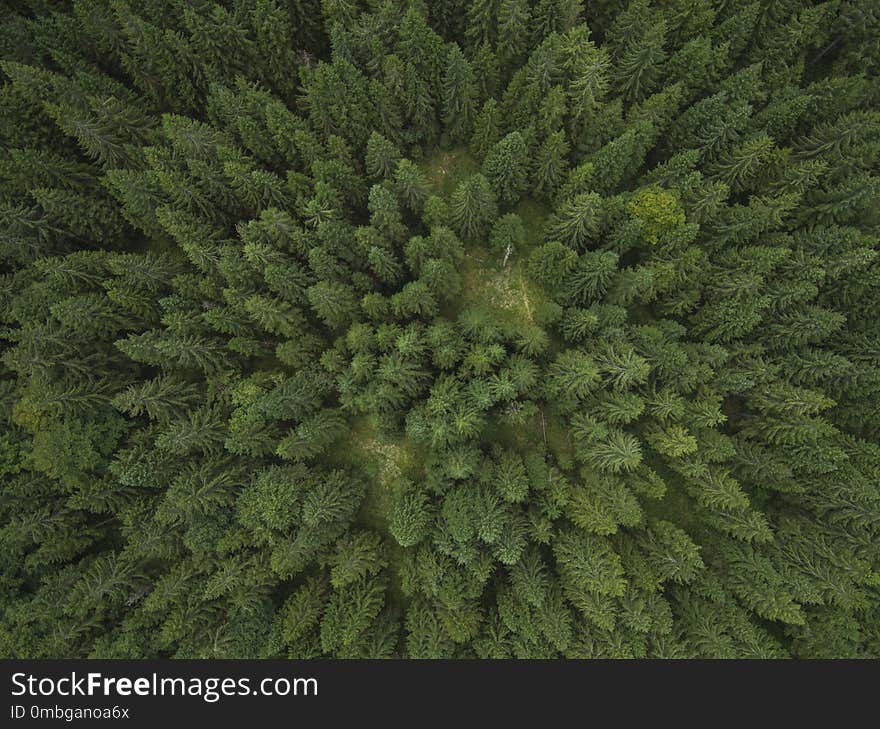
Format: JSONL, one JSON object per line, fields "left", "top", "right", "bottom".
{"left": 1, "top": 0, "right": 879, "bottom": 658}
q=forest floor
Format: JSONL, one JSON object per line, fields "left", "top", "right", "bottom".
{"left": 420, "top": 148, "right": 575, "bottom": 459}
{"left": 419, "top": 147, "right": 551, "bottom": 329}
{"left": 345, "top": 415, "right": 423, "bottom": 609}
{"left": 419, "top": 146, "right": 480, "bottom": 197}
{"left": 343, "top": 149, "right": 567, "bottom": 608}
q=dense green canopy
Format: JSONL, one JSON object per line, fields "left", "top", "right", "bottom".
{"left": 1, "top": 0, "right": 879, "bottom": 658}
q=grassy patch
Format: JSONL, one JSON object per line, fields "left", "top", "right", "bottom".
{"left": 340, "top": 416, "right": 419, "bottom": 528}
{"left": 419, "top": 146, "right": 480, "bottom": 198}
{"left": 418, "top": 146, "right": 553, "bottom": 327}
{"left": 456, "top": 245, "right": 542, "bottom": 326}
{"left": 450, "top": 195, "right": 551, "bottom": 327}
{"left": 339, "top": 415, "right": 426, "bottom": 610}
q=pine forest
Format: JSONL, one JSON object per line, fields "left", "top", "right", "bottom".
{"left": 1, "top": 0, "right": 880, "bottom": 659}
